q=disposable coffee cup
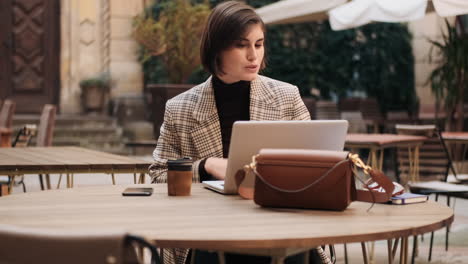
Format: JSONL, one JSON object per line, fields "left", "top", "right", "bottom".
{"left": 167, "top": 158, "right": 193, "bottom": 196}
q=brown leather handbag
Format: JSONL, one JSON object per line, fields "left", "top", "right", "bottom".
{"left": 238, "top": 148, "right": 400, "bottom": 211}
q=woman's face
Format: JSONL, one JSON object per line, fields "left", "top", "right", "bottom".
{"left": 218, "top": 24, "right": 264, "bottom": 84}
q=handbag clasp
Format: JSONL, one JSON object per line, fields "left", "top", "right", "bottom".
{"left": 348, "top": 153, "right": 372, "bottom": 175}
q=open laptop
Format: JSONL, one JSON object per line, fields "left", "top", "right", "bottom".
{"left": 202, "top": 120, "right": 349, "bottom": 194}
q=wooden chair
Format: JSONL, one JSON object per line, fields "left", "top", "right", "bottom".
{"left": 2, "top": 125, "right": 39, "bottom": 194}
{"left": 13, "top": 124, "right": 38, "bottom": 148}
{"left": 360, "top": 98, "right": 385, "bottom": 133}
{"left": 395, "top": 124, "right": 467, "bottom": 262}
{"left": 0, "top": 99, "right": 16, "bottom": 147}
{"left": 0, "top": 99, "right": 16, "bottom": 128}
{"left": 315, "top": 101, "right": 340, "bottom": 120}
{"left": 0, "top": 224, "right": 161, "bottom": 264}
{"left": 35, "top": 104, "right": 57, "bottom": 190}
{"left": 301, "top": 97, "right": 316, "bottom": 119}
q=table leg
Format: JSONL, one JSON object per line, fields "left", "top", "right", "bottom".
{"left": 414, "top": 146, "right": 420, "bottom": 183}
{"left": 378, "top": 149, "right": 384, "bottom": 171}
{"left": 8, "top": 175, "right": 15, "bottom": 194}
{"left": 407, "top": 147, "right": 414, "bottom": 183}
{"left": 411, "top": 236, "right": 417, "bottom": 264}
{"left": 139, "top": 173, "right": 146, "bottom": 184}
{"left": 399, "top": 236, "right": 409, "bottom": 264}
{"left": 392, "top": 238, "right": 399, "bottom": 261}
{"left": 344, "top": 244, "right": 349, "bottom": 264}
{"left": 399, "top": 237, "right": 404, "bottom": 264}
{"left": 461, "top": 144, "right": 467, "bottom": 173}
{"left": 56, "top": 174, "right": 62, "bottom": 189}
{"left": 45, "top": 174, "right": 51, "bottom": 190}
{"left": 38, "top": 174, "right": 45, "bottom": 190}
{"left": 66, "top": 174, "right": 71, "bottom": 188}
{"left": 361, "top": 242, "right": 369, "bottom": 264}
{"left": 111, "top": 173, "right": 116, "bottom": 185}
{"left": 217, "top": 251, "right": 226, "bottom": 264}
{"left": 369, "top": 149, "right": 377, "bottom": 168}
{"left": 270, "top": 256, "right": 285, "bottom": 264}
{"left": 133, "top": 173, "right": 137, "bottom": 184}
{"left": 387, "top": 239, "right": 393, "bottom": 264}
{"left": 303, "top": 250, "right": 309, "bottom": 264}
{"left": 369, "top": 241, "right": 375, "bottom": 262}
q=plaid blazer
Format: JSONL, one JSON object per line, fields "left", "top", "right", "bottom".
{"left": 149, "top": 75, "right": 310, "bottom": 183}
{"left": 149, "top": 76, "right": 330, "bottom": 264}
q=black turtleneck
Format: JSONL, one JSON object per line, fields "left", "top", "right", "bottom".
{"left": 199, "top": 76, "right": 251, "bottom": 181}
{"left": 212, "top": 76, "right": 251, "bottom": 157}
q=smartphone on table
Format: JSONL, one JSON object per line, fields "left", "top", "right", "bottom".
{"left": 122, "top": 187, "right": 153, "bottom": 196}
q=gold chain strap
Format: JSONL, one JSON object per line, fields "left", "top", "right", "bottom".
{"left": 245, "top": 153, "right": 372, "bottom": 175}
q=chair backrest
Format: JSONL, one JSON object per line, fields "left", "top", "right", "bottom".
{"left": 36, "top": 104, "right": 56, "bottom": 147}
{"left": 360, "top": 97, "right": 384, "bottom": 122}
{"left": 396, "top": 124, "right": 452, "bottom": 183}
{"left": 316, "top": 101, "right": 340, "bottom": 120}
{"left": 338, "top": 97, "right": 361, "bottom": 112}
{"left": 0, "top": 224, "right": 160, "bottom": 264}
{"left": 0, "top": 99, "right": 16, "bottom": 128}
{"left": 341, "top": 111, "right": 366, "bottom": 133}
{"left": 301, "top": 97, "right": 316, "bottom": 119}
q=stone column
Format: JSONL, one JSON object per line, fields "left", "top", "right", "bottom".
{"left": 60, "top": 0, "right": 146, "bottom": 114}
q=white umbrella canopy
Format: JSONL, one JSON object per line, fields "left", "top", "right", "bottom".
{"left": 329, "top": 0, "right": 468, "bottom": 30}
{"left": 256, "top": 0, "right": 468, "bottom": 30}
{"left": 255, "top": 0, "right": 348, "bottom": 25}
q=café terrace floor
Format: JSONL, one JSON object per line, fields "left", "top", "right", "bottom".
{"left": 7, "top": 157, "right": 468, "bottom": 264}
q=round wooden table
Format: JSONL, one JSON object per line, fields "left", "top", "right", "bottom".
{"left": 0, "top": 184, "right": 453, "bottom": 262}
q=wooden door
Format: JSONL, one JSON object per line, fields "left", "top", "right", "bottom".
{"left": 0, "top": 0, "right": 60, "bottom": 114}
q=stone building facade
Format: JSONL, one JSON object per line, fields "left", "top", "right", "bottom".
{"left": 57, "top": 0, "right": 449, "bottom": 115}
{"left": 59, "top": 0, "right": 150, "bottom": 114}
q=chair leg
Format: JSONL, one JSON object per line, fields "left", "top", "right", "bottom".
{"left": 38, "top": 174, "right": 45, "bottom": 190}
{"left": 21, "top": 180, "right": 26, "bottom": 193}
{"left": 445, "top": 195, "right": 451, "bottom": 251}
{"left": 111, "top": 173, "right": 116, "bottom": 185}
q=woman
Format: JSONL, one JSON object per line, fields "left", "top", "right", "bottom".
{"left": 149, "top": 1, "right": 330, "bottom": 264}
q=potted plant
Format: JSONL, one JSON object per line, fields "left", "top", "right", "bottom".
{"left": 428, "top": 18, "right": 468, "bottom": 132}
{"left": 132, "top": 0, "right": 210, "bottom": 138}
{"left": 79, "top": 72, "right": 111, "bottom": 114}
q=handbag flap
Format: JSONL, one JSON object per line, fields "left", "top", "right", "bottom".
{"left": 256, "top": 149, "right": 349, "bottom": 168}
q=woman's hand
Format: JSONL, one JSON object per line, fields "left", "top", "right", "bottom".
{"left": 204, "top": 158, "right": 228, "bottom": 180}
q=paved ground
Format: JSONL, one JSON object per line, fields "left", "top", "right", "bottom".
{"left": 7, "top": 156, "right": 468, "bottom": 264}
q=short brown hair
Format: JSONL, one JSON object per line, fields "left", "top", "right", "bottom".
{"left": 200, "top": 1, "right": 266, "bottom": 76}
